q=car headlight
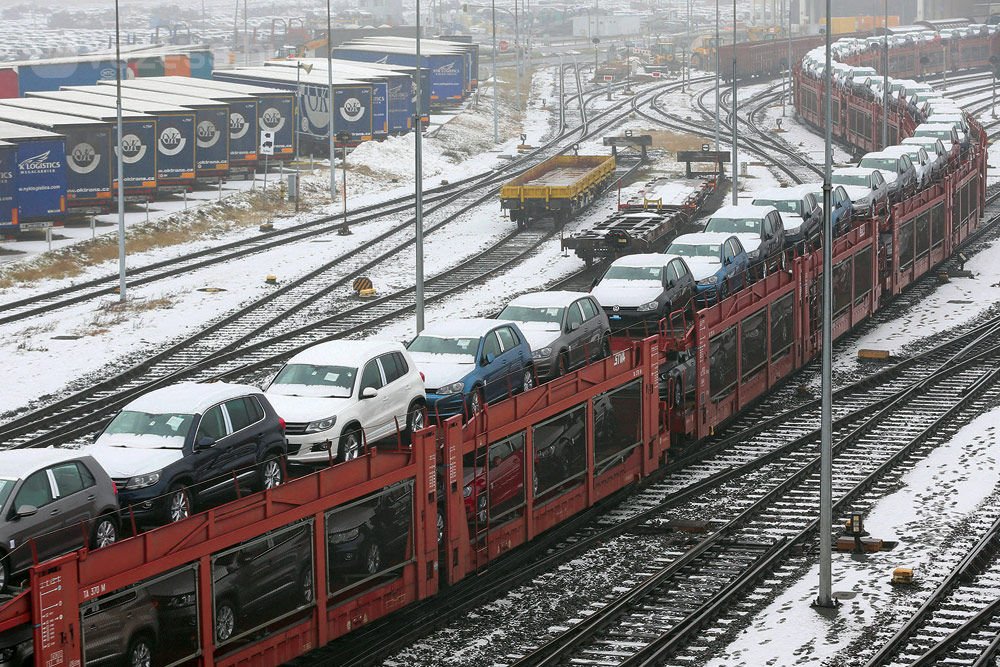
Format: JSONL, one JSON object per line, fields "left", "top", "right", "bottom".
{"left": 304, "top": 415, "right": 337, "bottom": 433}
{"left": 537, "top": 446, "right": 555, "bottom": 458}
{"left": 532, "top": 346, "right": 553, "bottom": 360}
{"left": 698, "top": 275, "right": 719, "bottom": 285}
{"left": 637, "top": 301, "right": 659, "bottom": 312}
{"left": 126, "top": 472, "right": 160, "bottom": 489}
{"left": 162, "top": 593, "right": 196, "bottom": 608}
{"left": 463, "top": 484, "right": 472, "bottom": 497}
{"left": 329, "top": 527, "right": 360, "bottom": 544}
{"left": 438, "top": 381, "right": 465, "bottom": 395}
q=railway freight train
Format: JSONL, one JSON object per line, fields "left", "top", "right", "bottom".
{"left": 718, "top": 17, "right": 998, "bottom": 80}
{"left": 0, "top": 24, "right": 990, "bottom": 667}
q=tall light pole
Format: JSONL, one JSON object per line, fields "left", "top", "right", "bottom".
{"left": 492, "top": 0, "right": 499, "bottom": 142}
{"left": 715, "top": 0, "right": 721, "bottom": 152}
{"left": 731, "top": 0, "right": 738, "bottom": 205}
{"left": 416, "top": 0, "right": 425, "bottom": 332}
{"left": 816, "top": 0, "right": 835, "bottom": 610}
{"left": 327, "top": 0, "right": 336, "bottom": 198}
{"left": 514, "top": 0, "right": 521, "bottom": 112}
{"left": 244, "top": 0, "right": 249, "bottom": 66}
{"left": 882, "top": 0, "right": 888, "bottom": 147}
{"left": 114, "top": 0, "right": 126, "bottom": 302}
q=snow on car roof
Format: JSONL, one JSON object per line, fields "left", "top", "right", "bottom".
{"left": 420, "top": 318, "right": 514, "bottom": 338}
{"left": 288, "top": 339, "right": 403, "bottom": 366}
{"left": 880, "top": 145, "right": 921, "bottom": 156}
{"left": 710, "top": 204, "right": 776, "bottom": 218}
{"left": 0, "top": 449, "right": 97, "bottom": 479}
{"left": 506, "top": 291, "right": 589, "bottom": 308}
{"left": 915, "top": 123, "right": 958, "bottom": 130}
{"left": 610, "top": 253, "right": 674, "bottom": 267}
{"left": 124, "top": 382, "right": 261, "bottom": 415}
{"left": 833, "top": 167, "right": 878, "bottom": 176}
{"left": 752, "top": 186, "right": 808, "bottom": 200}
{"left": 671, "top": 232, "right": 739, "bottom": 245}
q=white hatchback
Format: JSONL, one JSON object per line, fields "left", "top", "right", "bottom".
{"left": 265, "top": 340, "right": 427, "bottom": 465}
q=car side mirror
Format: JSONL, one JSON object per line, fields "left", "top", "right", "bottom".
{"left": 195, "top": 435, "right": 216, "bottom": 450}
{"left": 483, "top": 352, "right": 496, "bottom": 365}
{"left": 361, "top": 387, "right": 378, "bottom": 399}
{"left": 15, "top": 505, "right": 37, "bottom": 518}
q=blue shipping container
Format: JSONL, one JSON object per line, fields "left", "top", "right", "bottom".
{"left": 384, "top": 74, "right": 413, "bottom": 134}
{"left": 333, "top": 50, "right": 465, "bottom": 105}
{"left": 18, "top": 60, "right": 123, "bottom": 95}
{"left": 192, "top": 107, "right": 230, "bottom": 172}
{"left": 0, "top": 141, "right": 14, "bottom": 228}
{"left": 153, "top": 112, "right": 196, "bottom": 182}
{"left": 289, "top": 82, "right": 374, "bottom": 143}
{"left": 15, "top": 138, "right": 67, "bottom": 221}
{"left": 226, "top": 100, "right": 259, "bottom": 163}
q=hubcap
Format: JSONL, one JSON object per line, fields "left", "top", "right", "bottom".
{"left": 302, "top": 570, "right": 314, "bottom": 603}
{"left": 130, "top": 641, "right": 152, "bottom": 667}
{"left": 437, "top": 511, "right": 445, "bottom": 544}
{"left": 96, "top": 520, "right": 116, "bottom": 548}
{"left": 523, "top": 370, "right": 534, "bottom": 390}
{"left": 470, "top": 391, "right": 482, "bottom": 414}
{"left": 170, "top": 490, "right": 190, "bottom": 522}
{"left": 367, "top": 544, "right": 381, "bottom": 574}
{"left": 344, "top": 433, "right": 361, "bottom": 460}
{"left": 216, "top": 605, "right": 235, "bottom": 643}
{"left": 411, "top": 407, "right": 425, "bottom": 431}
{"left": 263, "top": 460, "right": 282, "bottom": 489}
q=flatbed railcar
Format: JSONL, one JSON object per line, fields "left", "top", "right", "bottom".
{"left": 499, "top": 154, "right": 617, "bottom": 227}
{"left": 0, "top": 31, "right": 990, "bottom": 667}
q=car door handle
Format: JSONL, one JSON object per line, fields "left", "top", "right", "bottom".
{"left": 86, "top": 494, "right": 95, "bottom": 501}
{"left": 50, "top": 509, "right": 59, "bottom": 516}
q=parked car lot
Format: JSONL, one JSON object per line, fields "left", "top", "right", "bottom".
{"left": 265, "top": 340, "right": 426, "bottom": 466}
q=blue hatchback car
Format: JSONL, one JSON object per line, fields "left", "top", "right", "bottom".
{"left": 804, "top": 182, "right": 854, "bottom": 236}
{"left": 666, "top": 232, "right": 751, "bottom": 304}
{"left": 407, "top": 319, "right": 535, "bottom": 419}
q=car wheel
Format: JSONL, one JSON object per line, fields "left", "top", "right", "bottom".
{"left": 215, "top": 600, "right": 237, "bottom": 643}
{"left": 601, "top": 335, "right": 611, "bottom": 359}
{"left": 0, "top": 554, "right": 9, "bottom": 592}
{"left": 476, "top": 493, "right": 488, "bottom": 524}
{"left": 469, "top": 388, "right": 484, "bottom": 416}
{"left": 532, "top": 467, "right": 539, "bottom": 497}
{"left": 299, "top": 567, "right": 314, "bottom": 604}
{"left": 364, "top": 541, "right": 382, "bottom": 575}
{"left": 259, "top": 456, "right": 284, "bottom": 491}
{"left": 126, "top": 634, "right": 154, "bottom": 667}
{"left": 437, "top": 509, "right": 445, "bottom": 545}
{"left": 556, "top": 352, "right": 569, "bottom": 377}
{"left": 167, "top": 485, "right": 192, "bottom": 523}
{"left": 521, "top": 367, "right": 535, "bottom": 392}
{"left": 406, "top": 401, "right": 426, "bottom": 437}
{"left": 717, "top": 281, "right": 729, "bottom": 303}
{"left": 91, "top": 515, "right": 117, "bottom": 549}
{"left": 339, "top": 428, "right": 362, "bottom": 462}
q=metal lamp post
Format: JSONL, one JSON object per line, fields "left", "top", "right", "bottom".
{"left": 882, "top": 0, "right": 888, "bottom": 147}
{"left": 327, "top": 0, "right": 336, "bottom": 198}
{"left": 114, "top": 0, "right": 126, "bottom": 302}
{"left": 416, "top": 0, "right": 425, "bottom": 332}
{"left": 731, "top": 0, "right": 738, "bottom": 205}
{"left": 492, "top": 0, "right": 499, "bottom": 142}
{"left": 715, "top": 0, "right": 721, "bottom": 151}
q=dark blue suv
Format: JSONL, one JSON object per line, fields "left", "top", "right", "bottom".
{"left": 407, "top": 319, "right": 535, "bottom": 419}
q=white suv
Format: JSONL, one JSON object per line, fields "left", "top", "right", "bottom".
{"left": 264, "top": 340, "right": 426, "bottom": 465}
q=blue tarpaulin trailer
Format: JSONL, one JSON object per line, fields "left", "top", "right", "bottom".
{"left": 81, "top": 85, "right": 230, "bottom": 181}
{"left": 212, "top": 68, "right": 375, "bottom": 145}
{"left": 32, "top": 89, "right": 197, "bottom": 191}
{"left": 0, "top": 97, "right": 157, "bottom": 201}
{"left": 0, "top": 105, "right": 113, "bottom": 211}
{"left": 0, "top": 121, "right": 67, "bottom": 225}
{"left": 332, "top": 46, "right": 466, "bottom": 106}
{"left": 108, "top": 79, "right": 260, "bottom": 174}
{"left": 16, "top": 57, "right": 124, "bottom": 95}
{"left": 0, "top": 140, "right": 15, "bottom": 231}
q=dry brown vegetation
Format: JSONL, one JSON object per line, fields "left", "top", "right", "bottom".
{"left": 85, "top": 294, "right": 177, "bottom": 336}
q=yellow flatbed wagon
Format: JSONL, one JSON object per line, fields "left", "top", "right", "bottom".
{"left": 500, "top": 154, "right": 616, "bottom": 227}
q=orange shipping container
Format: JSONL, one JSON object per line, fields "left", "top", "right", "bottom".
{"left": 164, "top": 54, "right": 191, "bottom": 77}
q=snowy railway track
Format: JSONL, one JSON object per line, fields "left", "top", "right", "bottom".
{"left": 863, "top": 506, "right": 1000, "bottom": 667}
{"left": 506, "top": 333, "right": 1000, "bottom": 667}
{"left": 0, "top": 73, "right": 673, "bottom": 448}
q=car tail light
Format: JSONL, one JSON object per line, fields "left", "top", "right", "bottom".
{"left": 112, "top": 480, "right": 118, "bottom": 495}
{"left": 419, "top": 371, "right": 425, "bottom": 382}
{"left": 279, "top": 417, "right": 286, "bottom": 432}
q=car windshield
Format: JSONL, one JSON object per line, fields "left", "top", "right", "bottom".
{"left": 915, "top": 129, "right": 951, "bottom": 141}
{"left": 668, "top": 243, "right": 721, "bottom": 260}
{"left": 498, "top": 304, "right": 564, "bottom": 324}
{"left": 101, "top": 411, "right": 194, "bottom": 449}
{"left": 753, "top": 198, "right": 799, "bottom": 214}
{"left": 706, "top": 217, "right": 762, "bottom": 234}
{"left": 833, "top": 174, "right": 871, "bottom": 187}
{"left": 859, "top": 158, "right": 898, "bottom": 171}
{"left": 408, "top": 335, "right": 479, "bottom": 361}
{"left": 0, "top": 479, "right": 14, "bottom": 509}
{"left": 270, "top": 363, "right": 357, "bottom": 398}
{"left": 602, "top": 265, "right": 663, "bottom": 282}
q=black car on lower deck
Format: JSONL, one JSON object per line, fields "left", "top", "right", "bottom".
{"left": 327, "top": 481, "right": 414, "bottom": 585}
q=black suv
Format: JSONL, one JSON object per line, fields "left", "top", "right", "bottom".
{"left": 327, "top": 481, "right": 414, "bottom": 586}
{"left": 87, "top": 381, "right": 289, "bottom": 526}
